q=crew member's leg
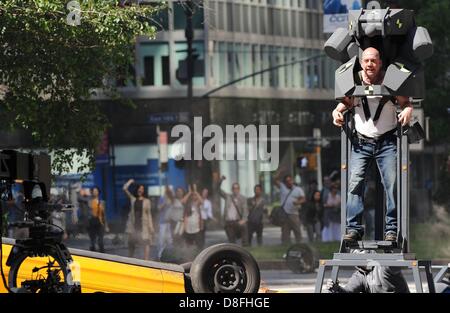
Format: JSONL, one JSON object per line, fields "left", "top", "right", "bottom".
{"left": 376, "top": 139, "right": 397, "bottom": 239}
{"left": 346, "top": 142, "right": 374, "bottom": 239}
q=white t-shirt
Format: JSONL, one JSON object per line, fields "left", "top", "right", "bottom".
{"left": 280, "top": 183, "right": 305, "bottom": 215}
{"left": 201, "top": 199, "right": 213, "bottom": 220}
{"left": 185, "top": 205, "right": 201, "bottom": 234}
{"left": 354, "top": 95, "right": 397, "bottom": 138}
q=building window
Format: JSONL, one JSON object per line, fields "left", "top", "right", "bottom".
{"left": 259, "top": 6, "right": 266, "bottom": 35}
{"left": 143, "top": 56, "right": 154, "bottom": 86}
{"left": 140, "top": 42, "right": 170, "bottom": 87}
{"left": 218, "top": 1, "right": 225, "bottom": 30}
{"left": 173, "top": 1, "right": 204, "bottom": 30}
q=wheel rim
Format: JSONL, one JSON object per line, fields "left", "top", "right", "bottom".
{"left": 209, "top": 258, "right": 247, "bottom": 293}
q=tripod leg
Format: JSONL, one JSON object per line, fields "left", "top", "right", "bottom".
{"left": 424, "top": 262, "right": 435, "bottom": 293}
{"left": 412, "top": 265, "right": 423, "bottom": 293}
{"left": 314, "top": 264, "right": 326, "bottom": 293}
{"left": 331, "top": 266, "right": 340, "bottom": 283}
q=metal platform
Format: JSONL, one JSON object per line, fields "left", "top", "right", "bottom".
{"left": 314, "top": 252, "right": 435, "bottom": 293}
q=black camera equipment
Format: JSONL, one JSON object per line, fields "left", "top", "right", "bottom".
{"left": 0, "top": 150, "right": 81, "bottom": 293}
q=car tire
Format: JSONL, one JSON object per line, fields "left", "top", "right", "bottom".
{"left": 190, "top": 243, "right": 260, "bottom": 293}
{"left": 285, "top": 243, "right": 317, "bottom": 274}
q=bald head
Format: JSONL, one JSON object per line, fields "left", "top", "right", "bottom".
{"left": 362, "top": 47, "right": 381, "bottom": 60}
{"left": 360, "top": 47, "right": 383, "bottom": 83}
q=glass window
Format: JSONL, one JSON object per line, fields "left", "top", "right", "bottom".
{"left": 218, "top": 42, "right": 227, "bottom": 85}
{"left": 226, "top": 2, "right": 233, "bottom": 31}
{"left": 305, "top": 12, "right": 311, "bottom": 39}
{"left": 291, "top": 10, "right": 297, "bottom": 37}
{"left": 252, "top": 44, "right": 261, "bottom": 87}
{"left": 234, "top": 3, "right": 242, "bottom": 33}
{"left": 269, "top": 46, "right": 278, "bottom": 87}
{"left": 267, "top": 7, "right": 274, "bottom": 35}
{"left": 283, "top": 9, "right": 289, "bottom": 37}
{"left": 243, "top": 5, "right": 250, "bottom": 33}
{"left": 242, "top": 44, "right": 252, "bottom": 87}
{"left": 291, "top": 47, "right": 300, "bottom": 88}
{"left": 260, "top": 45, "right": 269, "bottom": 87}
{"left": 251, "top": 5, "right": 258, "bottom": 34}
{"left": 218, "top": 1, "right": 225, "bottom": 30}
{"left": 139, "top": 42, "right": 170, "bottom": 87}
{"left": 173, "top": 1, "right": 205, "bottom": 30}
{"left": 299, "top": 48, "right": 306, "bottom": 88}
{"left": 151, "top": 7, "right": 169, "bottom": 31}
{"left": 298, "top": 11, "right": 305, "bottom": 38}
{"left": 259, "top": 6, "right": 266, "bottom": 35}
{"left": 209, "top": 0, "right": 217, "bottom": 30}
{"left": 227, "top": 42, "right": 235, "bottom": 82}
{"left": 234, "top": 42, "right": 243, "bottom": 85}
{"left": 273, "top": 9, "right": 281, "bottom": 36}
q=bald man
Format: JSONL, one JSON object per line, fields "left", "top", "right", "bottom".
{"left": 332, "top": 47, "right": 413, "bottom": 242}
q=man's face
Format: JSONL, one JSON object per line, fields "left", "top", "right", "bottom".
{"left": 232, "top": 183, "right": 240, "bottom": 196}
{"left": 361, "top": 50, "right": 382, "bottom": 80}
{"left": 285, "top": 176, "right": 293, "bottom": 188}
{"left": 254, "top": 186, "right": 262, "bottom": 197}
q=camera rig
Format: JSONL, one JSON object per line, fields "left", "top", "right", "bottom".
{"left": 0, "top": 150, "right": 81, "bottom": 293}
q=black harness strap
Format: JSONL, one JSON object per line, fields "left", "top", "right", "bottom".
{"left": 361, "top": 96, "right": 396, "bottom": 124}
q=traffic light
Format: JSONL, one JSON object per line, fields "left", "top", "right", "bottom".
{"left": 297, "top": 153, "right": 317, "bottom": 171}
{"left": 175, "top": 53, "right": 205, "bottom": 85}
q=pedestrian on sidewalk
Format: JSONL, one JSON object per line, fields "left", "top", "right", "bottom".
{"left": 218, "top": 176, "right": 249, "bottom": 246}
{"left": 123, "top": 179, "right": 155, "bottom": 260}
{"left": 301, "top": 190, "right": 323, "bottom": 242}
{"left": 182, "top": 184, "right": 204, "bottom": 250}
{"left": 157, "top": 186, "right": 175, "bottom": 259}
{"left": 247, "top": 184, "right": 267, "bottom": 247}
{"left": 87, "top": 186, "right": 107, "bottom": 253}
{"left": 199, "top": 188, "right": 214, "bottom": 249}
{"left": 322, "top": 184, "right": 341, "bottom": 242}
{"left": 274, "top": 174, "right": 306, "bottom": 245}
{"left": 170, "top": 187, "right": 186, "bottom": 246}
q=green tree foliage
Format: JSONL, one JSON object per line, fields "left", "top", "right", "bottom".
{"left": 0, "top": 0, "right": 163, "bottom": 173}
{"left": 396, "top": 0, "right": 450, "bottom": 144}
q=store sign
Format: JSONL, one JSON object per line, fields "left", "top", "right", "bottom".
{"left": 323, "top": 0, "right": 362, "bottom": 33}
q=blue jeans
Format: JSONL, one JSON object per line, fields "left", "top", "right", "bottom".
{"left": 346, "top": 137, "right": 397, "bottom": 236}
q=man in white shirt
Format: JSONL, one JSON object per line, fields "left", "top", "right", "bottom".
{"left": 332, "top": 47, "right": 413, "bottom": 242}
{"left": 275, "top": 175, "right": 306, "bottom": 244}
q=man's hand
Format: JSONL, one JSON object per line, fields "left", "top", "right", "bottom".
{"left": 238, "top": 219, "right": 246, "bottom": 226}
{"left": 326, "top": 279, "right": 341, "bottom": 293}
{"left": 332, "top": 109, "right": 344, "bottom": 127}
{"left": 398, "top": 106, "right": 413, "bottom": 126}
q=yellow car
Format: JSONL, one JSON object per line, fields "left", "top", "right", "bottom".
{"left": 0, "top": 238, "right": 260, "bottom": 293}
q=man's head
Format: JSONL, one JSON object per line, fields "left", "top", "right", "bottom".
{"left": 232, "top": 183, "right": 240, "bottom": 196}
{"left": 360, "top": 47, "right": 383, "bottom": 82}
{"left": 284, "top": 175, "right": 293, "bottom": 189}
{"left": 254, "top": 184, "right": 262, "bottom": 197}
{"left": 201, "top": 188, "right": 209, "bottom": 199}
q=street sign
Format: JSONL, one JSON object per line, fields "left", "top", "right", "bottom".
{"left": 148, "top": 112, "right": 190, "bottom": 125}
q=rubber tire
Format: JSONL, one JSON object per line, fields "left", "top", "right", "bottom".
{"left": 190, "top": 243, "right": 260, "bottom": 293}
{"left": 285, "top": 243, "right": 317, "bottom": 274}
{"left": 8, "top": 249, "right": 80, "bottom": 293}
